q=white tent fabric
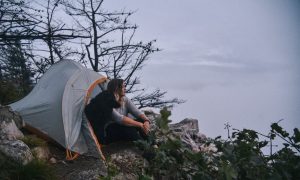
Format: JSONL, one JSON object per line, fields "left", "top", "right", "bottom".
{"left": 10, "top": 60, "right": 107, "bottom": 155}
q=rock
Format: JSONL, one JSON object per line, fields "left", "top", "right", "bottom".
{"left": 112, "top": 172, "right": 138, "bottom": 180}
{"left": 32, "top": 146, "right": 51, "bottom": 160}
{"left": 110, "top": 149, "right": 144, "bottom": 174}
{"left": 170, "top": 118, "right": 199, "bottom": 135}
{"left": 66, "top": 159, "right": 107, "bottom": 180}
{"left": 168, "top": 118, "right": 203, "bottom": 151}
{"left": 0, "top": 106, "right": 24, "bottom": 140}
{"left": 69, "top": 169, "right": 101, "bottom": 180}
{"left": 0, "top": 106, "right": 24, "bottom": 129}
{"left": 0, "top": 106, "right": 33, "bottom": 165}
{"left": 145, "top": 110, "right": 211, "bottom": 153}
{"left": 49, "top": 157, "right": 57, "bottom": 164}
{"left": 153, "top": 145, "right": 158, "bottom": 149}
{"left": 100, "top": 142, "right": 145, "bottom": 179}
{"left": 0, "top": 117, "right": 24, "bottom": 140}
{"left": 0, "top": 139, "right": 33, "bottom": 165}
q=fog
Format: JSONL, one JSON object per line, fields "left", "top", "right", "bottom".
{"left": 104, "top": 0, "right": 300, "bottom": 138}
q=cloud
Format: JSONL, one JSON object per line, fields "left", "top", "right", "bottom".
{"left": 148, "top": 46, "right": 247, "bottom": 69}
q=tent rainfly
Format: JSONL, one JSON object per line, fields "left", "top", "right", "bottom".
{"left": 10, "top": 60, "right": 108, "bottom": 160}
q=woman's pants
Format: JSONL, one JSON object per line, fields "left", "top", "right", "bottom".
{"left": 104, "top": 118, "right": 148, "bottom": 144}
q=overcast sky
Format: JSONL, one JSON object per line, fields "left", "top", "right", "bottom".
{"left": 104, "top": 0, "right": 300, "bottom": 138}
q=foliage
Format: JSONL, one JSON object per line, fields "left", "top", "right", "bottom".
{"left": 0, "top": 151, "right": 56, "bottom": 180}
{"left": 0, "top": 40, "right": 33, "bottom": 105}
{"left": 138, "top": 174, "right": 153, "bottom": 180}
{"left": 135, "top": 108, "right": 300, "bottom": 179}
{"left": 0, "top": 80, "right": 23, "bottom": 105}
{"left": 20, "top": 135, "right": 47, "bottom": 149}
{"left": 136, "top": 107, "right": 205, "bottom": 179}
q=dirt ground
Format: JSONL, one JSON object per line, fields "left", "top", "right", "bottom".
{"left": 48, "top": 144, "right": 103, "bottom": 179}
{"left": 48, "top": 141, "right": 140, "bottom": 179}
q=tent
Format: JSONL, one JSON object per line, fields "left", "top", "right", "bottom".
{"left": 10, "top": 60, "right": 107, "bottom": 160}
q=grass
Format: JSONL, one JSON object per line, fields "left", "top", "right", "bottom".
{"left": 19, "top": 135, "right": 47, "bottom": 148}
{"left": 0, "top": 151, "right": 56, "bottom": 180}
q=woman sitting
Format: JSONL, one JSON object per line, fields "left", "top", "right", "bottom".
{"left": 85, "top": 78, "right": 150, "bottom": 144}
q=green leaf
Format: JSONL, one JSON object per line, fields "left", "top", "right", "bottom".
{"left": 160, "top": 107, "right": 171, "bottom": 120}
{"left": 271, "top": 123, "right": 289, "bottom": 137}
{"left": 283, "top": 143, "right": 290, "bottom": 148}
{"left": 222, "top": 162, "right": 237, "bottom": 180}
{"left": 271, "top": 123, "right": 281, "bottom": 132}
{"left": 139, "top": 174, "right": 152, "bottom": 180}
{"left": 293, "top": 128, "right": 300, "bottom": 143}
{"left": 215, "top": 136, "right": 222, "bottom": 140}
{"left": 258, "top": 141, "right": 268, "bottom": 148}
{"left": 270, "top": 133, "right": 276, "bottom": 140}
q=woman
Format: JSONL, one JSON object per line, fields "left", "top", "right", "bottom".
{"left": 104, "top": 78, "right": 150, "bottom": 144}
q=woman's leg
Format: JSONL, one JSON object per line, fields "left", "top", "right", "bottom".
{"left": 105, "top": 122, "right": 142, "bottom": 144}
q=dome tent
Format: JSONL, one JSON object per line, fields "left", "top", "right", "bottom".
{"left": 10, "top": 60, "right": 107, "bottom": 160}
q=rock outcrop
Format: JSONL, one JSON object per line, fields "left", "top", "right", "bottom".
{"left": 0, "top": 107, "right": 215, "bottom": 179}
{"left": 104, "top": 142, "right": 145, "bottom": 179}
{"left": 0, "top": 106, "right": 33, "bottom": 165}
{"left": 145, "top": 110, "right": 213, "bottom": 153}
{"left": 0, "top": 139, "right": 33, "bottom": 165}
{"left": 31, "top": 146, "right": 51, "bottom": 160}
{"left": 0, "top": 106, "right": 24, "bottom": 140}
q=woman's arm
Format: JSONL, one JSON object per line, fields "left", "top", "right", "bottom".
{"left": 125, "top": 97, "right": 145, "bottom": 118}
{"left": 121, "top": 116, "right": 143, "bottom": 128}
{"left": 125, "top": 97, "right": 151, "bottom": 132}
{"left": 121, "top": 116, "right": 150, "bottom": 134}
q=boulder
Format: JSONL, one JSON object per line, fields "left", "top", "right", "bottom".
{"left": 0, "top": 139, "right": 33, "bottom": 165}
{"left": 0, "top": 106, "right": 24, "bottom": 129}
{"left": 170, "top": 118, "right": 199, "bottom": 135}
{"left": 110, "top": 149, "right": 144, "bottom": 176}
{"left": 0, "top": 118, "right": 24, "bottom": 140}
{"left": 68, "top": 168, "right": 102, "bottom": 180}
{"left": 102, "top": 142, "right": 145, "bottom": 180}
{"left": 169, "top": 118, "right": 208, "bottom": 152}
{"left": 0, "top": 106, "right": 33, "bottom": 165}
{"left": 65, "top": 158, "right": 107, "bottom": 180}
{"left": 49, "top": 157, "right": 57, "bottom": 164}
{"left": 31, "top": 146, "right": 51, "bottom": 160}
{"left": 112, "top": 172, "right": 138, "bottom": 180}
{"left": 144, "top": 110, "right": 211, "bottom": 153}
{"left": 0, "top": 106, "right": 24, "bottom": 140}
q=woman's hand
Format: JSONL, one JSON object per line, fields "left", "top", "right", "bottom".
{"left": 142, "top": 121, "right": 150, "bottom": 134}
{"left": 143, "top": 121, "right": 150, "bottom": 133}
{"left": 122, "top": 116, "right": 150, "bottom": 134}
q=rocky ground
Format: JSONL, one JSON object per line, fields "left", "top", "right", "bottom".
{"left": 1, "top": 106, "right": 214, "bottom": 180}
{"left": 48, "top": 144, "right": 104, "bottom": 179}
{"left": 49, "top": 141, "right": 144, "bottom": 179}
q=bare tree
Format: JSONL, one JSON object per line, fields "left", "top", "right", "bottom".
{"left": 63, "top": 0, "right": 183, "bottom": 108}
{"left": 0, "top": 0, "right": 184, "bottom": 108}
{"left": 36, "top": 0, "right": 89, "bottom": 65}
{"left": 0, "top": 0, "right": 41, "bottom": 43}
{"left": 132, "top": 89, "right": 185, "bottom": 109}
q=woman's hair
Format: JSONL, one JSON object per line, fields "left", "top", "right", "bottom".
{"left": 107, "top": 79, "right": 124, "bottom": 103}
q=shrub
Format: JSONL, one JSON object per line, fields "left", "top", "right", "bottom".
{"left": 135, "top": 107, "right": 300, "bottom": 179}
{"left": 20, "top": 135, "right": 47, "bottom": 149}
{"left": 0, "top": 151, "right": 56, "bottom": 180}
